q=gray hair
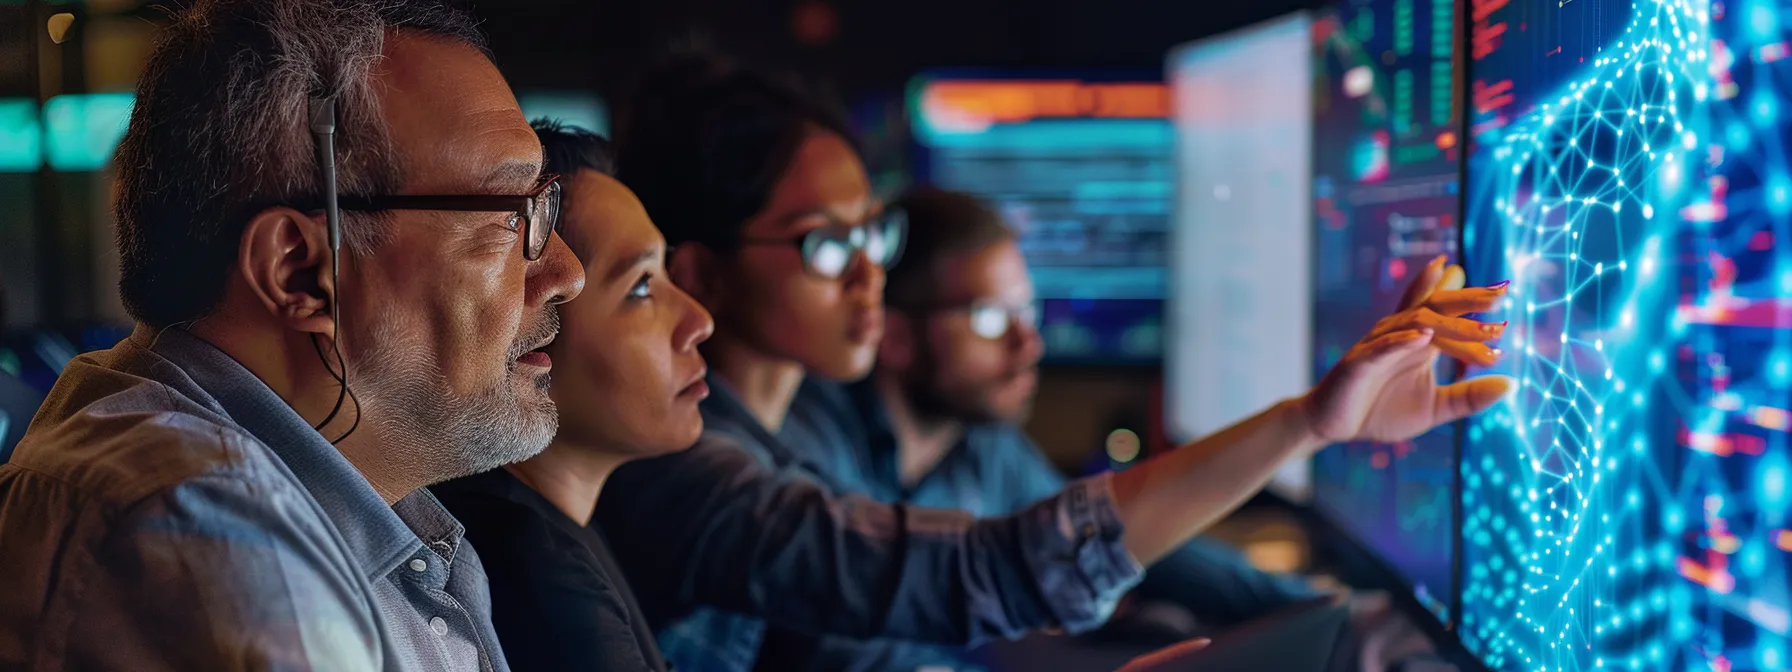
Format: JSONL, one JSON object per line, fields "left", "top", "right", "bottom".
{"left": 113, "top": 0, "right": 488, "bottom": 328}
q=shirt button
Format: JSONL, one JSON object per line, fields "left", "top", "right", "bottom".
{"left": 409, "top": 558, "right": 428, "bottom": 573}
{"left": 430, "top": 617, "right": 448, "bottom": 636}
{"left": 1080, "top": 524, "right": 1098, "bottom": 539}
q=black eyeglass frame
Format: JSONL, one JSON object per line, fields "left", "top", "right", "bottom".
{"left": 335, "top": 175, "right": 564, "bottom": 261}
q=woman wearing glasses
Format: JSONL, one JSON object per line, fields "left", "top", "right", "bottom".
{"left": 470, "top": 55, "right": 1511, "bottom": 672}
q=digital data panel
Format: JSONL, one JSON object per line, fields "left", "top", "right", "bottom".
{"left": 913, "top": 77, "right": 1171, "bottom": 364}
{"left": 1309, "top": 0, "right": 1463, "bottom": 625}
{"left": 1166, "top": 13, "right": 1314, "bottom": 500}
{"left": 1461, "top": 0, "right": 1792, "bottom": 670}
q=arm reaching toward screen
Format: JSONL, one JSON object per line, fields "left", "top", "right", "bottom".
{"left": 1113, "top": 255, "right": 1512, "bottom": 564}
{"left": 595, "top": 256, "right": 1510, "bottom": 646}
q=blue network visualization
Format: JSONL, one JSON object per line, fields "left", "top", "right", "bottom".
{"left": 1460, "top": 0, "right": 1792, "bottom": 670}
{"left": 1311, "top": 0, "right": 1464, "bottom": 626}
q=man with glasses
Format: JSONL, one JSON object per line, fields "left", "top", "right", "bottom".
{"left": 756, "top": 187, "right": 1323, "bottom": 670}
{"left": 0, "top": 1, "right": 580, "bottom": 669}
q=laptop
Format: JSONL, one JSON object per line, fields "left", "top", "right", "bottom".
{"left": 1118, "top": 595, "right": 1352, "bottom": 672}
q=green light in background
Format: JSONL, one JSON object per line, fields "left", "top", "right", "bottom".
{"left": 1432, "top": 60, "right": 1454, "bottom": 127}
{"left": 1394, "top": 0, "right": 1414, "bottom": 56}
{"left": 1353, "top": 7, "right": 1376, "bottom": 44}
{"left": 1432, "top": 0, "right": 1455, "bottom": 58}
{"left": 1394, "top": 68, "right": 1414, "bottom": 136}
{"left": 0, "top": 99, "right": 42, "bottom": 172}
{"left": 44, "top": 92, "right": 134, "bottom": 171}
{"left": 518, "top": 91, "right": 609, "bottom": 135}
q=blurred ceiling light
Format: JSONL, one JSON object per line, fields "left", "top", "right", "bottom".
{"left": 1344, "top": 65, "right": 1374, "bottom": 98}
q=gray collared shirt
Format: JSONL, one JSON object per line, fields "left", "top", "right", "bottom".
{"left": 0, "top": 326, "right": 508, "bottom": 672}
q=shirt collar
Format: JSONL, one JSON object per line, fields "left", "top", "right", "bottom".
{"left": 139, "top": 325, "right": 439, "bottom": 580}
{"left": 698, "top": 374, "right": 792, "bottom": 450}
{"left": 841, "top": 377, "right": 1003, "bottom": 492}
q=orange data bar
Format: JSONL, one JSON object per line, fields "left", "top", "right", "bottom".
{"left": 1753, "top": 406, "right": 1792, "bottom": 432}
{"left": 920, "top": 81, "right": 1170, "bottom": 126}
{"left": 1678, "top": 557, "right": 1737, "bottom": 594}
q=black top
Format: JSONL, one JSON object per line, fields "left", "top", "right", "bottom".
{"left": 435, "top": 468, "right": 668, "bottom": 672}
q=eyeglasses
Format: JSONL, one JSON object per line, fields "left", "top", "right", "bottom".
{"left": 739, "top": 209, "right": 907, "bottom": 279}
{"left": 337, "top": 175, "right": 564, "bottom": 261}
{"left": 962, "top": 301, "right": 1039, "bottom": 340}
{"left": 899, "top": 299, "right": 1039, "bottom": 340}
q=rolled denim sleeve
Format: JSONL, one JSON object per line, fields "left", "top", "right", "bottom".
{"left": 999, "top": 432, "right": 1316, "bottom": 627}
{"left": 593, "top": 432, "right": 1143, "bottom": 646}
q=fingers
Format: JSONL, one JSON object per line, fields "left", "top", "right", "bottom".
{"left": 1436, "top": 264, "right": 1466, "bottom": 293}
{"left": 1434, "top": 338, "right": 1502, "bottom": 367}
{"left": 1372, "top": 308, "right": 1505, "bottom": 343}
{"left": 1350, "top": 329, "right": 1435, "bottom": 368}
{"left": 1397, "top": 255, "right": 1448, "bottom": 311}
{"left": 1427, "top": 285, "right": 1508, "bottom": 316}
{"left": 1432, "top": 375, "right": 1516, "bottom": 425}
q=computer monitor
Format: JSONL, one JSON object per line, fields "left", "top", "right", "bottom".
{"left": 910, "top": 73, "right": 1171, "bottom": 365}
{"left": 1460, "top": 0, "right": 1792, "bottom": 670}
{"left": 1308, "top": 0, "right": 1464, "bottom": 627}
{"left": 1164, "top": 12, "right": 1315, "bottom": 500}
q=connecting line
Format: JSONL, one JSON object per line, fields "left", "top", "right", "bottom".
{"left": 1452, "top": 0, "right": 1792, "bottom": 670}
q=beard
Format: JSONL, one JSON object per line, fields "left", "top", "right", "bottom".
{"left": 348, "top": 307, "right": 561, "bottom": 485}
{"left": 903, "top": 340, "right": 1033, "bottom": 425}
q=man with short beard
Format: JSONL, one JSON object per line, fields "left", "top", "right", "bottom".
{"left": 762, "top": 187, "right": 1321, "bottom": 671}
{"left": 0, "top": 1, "right": 582, "bottom": 669}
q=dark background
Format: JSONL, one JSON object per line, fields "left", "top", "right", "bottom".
{"left": 0, "top": 0, "right": 1314, "bottom": 471}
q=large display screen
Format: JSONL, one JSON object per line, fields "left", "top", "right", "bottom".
{"left": 1309, "top": 0, "right": 1464, "bottom": 625}
{"left": 912, "top": 76, "right": 1171, "bottom": 364}
{"left": 1461, "top": 0, "right": 1792, "bottom": 669}
{"left": 1165, "top": 13, "right": 1315, "bottom": 500}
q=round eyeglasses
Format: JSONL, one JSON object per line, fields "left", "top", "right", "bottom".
{"left": 740, "top": 209, "right": 907, "bottom": 279}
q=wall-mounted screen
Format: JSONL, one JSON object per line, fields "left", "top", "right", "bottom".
{"left": 1309, "top": 0, "right": 1464, "bottom": 626}
{"left": 912, "top": 75, "right": 1171, "bottom": 365}
{"left": 1461, "top": 0, "right": 1792, "bottom": 669}
{"left": 1165, "top": 13, "right": 1315, "bottom": 500}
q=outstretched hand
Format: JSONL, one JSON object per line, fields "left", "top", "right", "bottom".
{"left": 1299, "top": 255, "right": 1514, "bottom": 444}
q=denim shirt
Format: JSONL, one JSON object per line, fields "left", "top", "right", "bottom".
{"left": 755, "top": 379, "right": 1320, "bottom": 672}
{"left": 590, "top": 376, "right": 1144, "bottom": 672}
{"left": 0, "top": 326, "right": 508, "bottom": 671}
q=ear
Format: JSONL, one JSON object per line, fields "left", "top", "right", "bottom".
{"left": 878, "top": 308, "right": 917, "bottom": 372}
{"left": 237, "top": 206, "right": 336, "bottom": 338}
{"left": 668, "top": 243, "right": 724, "bottom": 308}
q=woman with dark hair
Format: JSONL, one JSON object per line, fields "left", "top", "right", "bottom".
{"left": 585, "top": 55, "right": 1511, "bottom": 672}
{"left": 435, "top": 119, "right": 714, "bottom": 672}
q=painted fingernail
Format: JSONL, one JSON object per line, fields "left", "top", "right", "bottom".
{"left": 1482, "top": 322, "right": 1505, "bottom": 335}
{"left": 1489, "top": 280, "right": 1512, "bottom": 290}
{"left": 1490, "top": 348, "right": 1504, "bottom": 357}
